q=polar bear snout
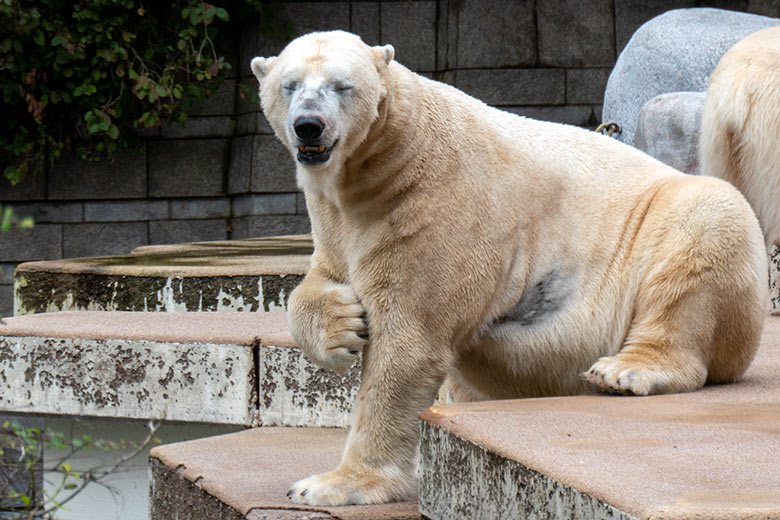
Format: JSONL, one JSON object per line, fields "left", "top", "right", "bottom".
{"left": 294, "top": 116, "right": 325, "bottom": 140}
{"left": 292, "top": 115, "right": 337, "bottom": 165}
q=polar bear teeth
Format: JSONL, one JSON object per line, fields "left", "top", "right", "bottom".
{"left": 299, "top": 145, "right": 326, "bottom": 153}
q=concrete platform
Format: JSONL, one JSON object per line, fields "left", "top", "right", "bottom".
{"left": 13, "top": 235, "right": 312, "bottom": 315}
{"left": 419, "top": 315, "right": 780, "bottom": 519}
{"left": 149, "top": 427, "right": 420, "bottom": 520}
{"left": 0, "top": 311, "right": 358, "bottom": 426}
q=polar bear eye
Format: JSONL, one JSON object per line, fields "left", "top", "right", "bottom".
{"left": 333, "top": 83, "right": 352, "bottom": 93}
{"left": 282, "top": 81, "right": 299, "bottom": 92}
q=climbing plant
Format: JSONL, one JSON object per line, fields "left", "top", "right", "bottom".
{"left": 0, "top": 0, "right": 280, "bottom": 186}
{"left": 0, "top": 419, "right": 161, "bottom": 518}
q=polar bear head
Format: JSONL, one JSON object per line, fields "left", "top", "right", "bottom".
{"left": 251, "top": 31, "right": 394, "bottom": 171}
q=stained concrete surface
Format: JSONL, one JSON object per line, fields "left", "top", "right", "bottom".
{"left": 420, "top": 315, "right": 780, "bottom": 519}
{"left": 150, "top": 427, "right": 420, "bottom": 520}
{"left": 13, "top": 234, "right": 312, "bottom": 315}
{"left": 0, "top": 311, "right": 358, "bottom": 427}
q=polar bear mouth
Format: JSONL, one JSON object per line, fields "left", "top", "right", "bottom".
{"left": 296, "top": 140, "right": 337, "bottom": 165}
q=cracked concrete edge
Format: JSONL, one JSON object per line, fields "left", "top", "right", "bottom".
{"left": 0, "top": 312, "right": 357, "bottom": 427}
{"left": 417, "top": 417, "right": 639, "bottom": 520}
{"left": 0, "top": 336, "right": 257, "bottom": 425}
{"left": 258, "top": 344, "right": 358, "bottom": 428}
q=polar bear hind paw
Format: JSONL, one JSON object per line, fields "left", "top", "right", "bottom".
{"left": 583, "top": 354, "right": 706, "bottom": 396}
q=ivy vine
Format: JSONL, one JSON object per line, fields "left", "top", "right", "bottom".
{"left": 0, "top": 0, "right": 276, "bottom": 186}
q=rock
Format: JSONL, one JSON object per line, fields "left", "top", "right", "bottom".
{"left": 603, "top": 8, "right": 780, "bottom": 145}
{"left": 634, "top": 91, "right": 706, "bottom": 175}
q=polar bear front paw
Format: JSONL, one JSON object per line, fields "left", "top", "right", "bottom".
{"left": 287, "top": 467, "right": 416, "bottom": 506}
{"left": 317, "top": 284, "right": 368, "bottom": 373}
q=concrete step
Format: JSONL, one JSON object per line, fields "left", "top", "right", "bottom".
{"left": 0, "top": 311, "right": 358, "bottom": 427}
{"left": 419, "top": 315, "right": 780, "bottom": 519}
{"left": 13, "top": 234, "right": 312, "bottom": 315}
{"left": 149, "top": 426, "right": 420, "bottom": 520}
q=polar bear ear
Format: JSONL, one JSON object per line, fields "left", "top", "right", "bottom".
{"left": 373, "top": 44, "right": 394, "bottom": 67}
{"left": 250, "top": 56, "right": 275, "bottom": 81}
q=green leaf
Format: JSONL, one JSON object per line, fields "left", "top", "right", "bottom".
{"left": 215, "top": 8, "right": 229, "bottom": 21}
{"left": 107, "top": 124, "right": 119, "bottom": 139}
{"left": 64, "top": 482, "right": 78, "bottom": 490}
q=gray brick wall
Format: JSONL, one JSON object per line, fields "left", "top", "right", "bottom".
{"left": 1, "top": 0, "right": 773, "bottom": 312}
{"left": 0, "top": 263, "right": 16, "bottom": 318}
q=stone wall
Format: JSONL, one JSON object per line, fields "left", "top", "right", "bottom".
{"left": 2, "top": 0, "right": 778, "bottom": 317}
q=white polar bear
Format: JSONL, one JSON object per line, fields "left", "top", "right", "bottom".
{"left": 251, "top": 31, "right": 767, "bottom": 506}
{"left": 699, "top": 25, "right": 780, "bottom": 314}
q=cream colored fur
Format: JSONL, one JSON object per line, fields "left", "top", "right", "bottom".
{"left": 700, "top": 26, "right": 780, "bottom": 250}
{"left": 252, "top": 31, "right": 768, "bottom": 506}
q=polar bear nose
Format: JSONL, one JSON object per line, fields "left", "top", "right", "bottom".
{"left": 294, "top": 116, "right": 324, "bottom": 140}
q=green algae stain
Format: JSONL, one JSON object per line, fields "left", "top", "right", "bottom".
{"left": 14, "top": 271, "right": 304, "bottom": 315}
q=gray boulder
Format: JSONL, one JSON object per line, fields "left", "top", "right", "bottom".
{"left": 634, "top": 91, "right": 705, "bottom": 175}
{"left": 603, "top": 8, "right": 779, "bottom": 145}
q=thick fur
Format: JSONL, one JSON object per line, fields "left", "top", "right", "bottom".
{"left": 252, "top": 31, "right": 767, "bottom": 506}
{"left": 700, "top": 26, "right": 780, "bottom": 250}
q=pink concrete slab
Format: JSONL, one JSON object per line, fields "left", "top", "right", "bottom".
{"left": 422, "top": 315, "right": 780, "bottom": 519}
{"left": 150, "top": 427, "right": 419, "bottom": 520}
{"left": 130, "top": 234, "right": 313, "bottom": 256}
{"left": 0, "top": 311, "right": 295, "bottom": 347}
{"left": 15, "top": 235, "right": 312, "bottom": 277}
{"left": 15, "top": 254, "right": 310, "bottom": 277}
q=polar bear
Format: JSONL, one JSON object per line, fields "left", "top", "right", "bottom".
{"left": 699, "top": 26, "right": 780, "bottom": 314}
{"left": 251, "top": 31, "right": 767, "bottom": 506}
{"left": 700, "top": 25, "right": 780, "bottom": 250}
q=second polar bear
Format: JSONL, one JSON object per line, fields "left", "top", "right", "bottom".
{"left": 252, "top": 31, "right": 767, "bottom": 506}
{"left": 699, "top": 25, "right": 780, "bottom": 314}
{"left": 700, "top": 25, "right": 780, "bottom": 249}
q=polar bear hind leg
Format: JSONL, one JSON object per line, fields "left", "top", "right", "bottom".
{"left": 584, "top": 176, "right": 766, "bottom": 395}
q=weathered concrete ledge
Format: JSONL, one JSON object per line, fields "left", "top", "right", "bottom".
{"left": 149, "top": 427, "right": 420, "bottom": 520}
{"left": 13, "top": 235, "right": 312, "bottom": 315}
{"left": 0, "top": 311, "right": 358, "bottom": 427}
{"left": 419, "top": 315, "right": 780, "bottom": 519}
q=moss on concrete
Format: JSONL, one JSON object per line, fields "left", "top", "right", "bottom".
{"left": 14, "top": 271, "right": 304, "bottom": 315}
